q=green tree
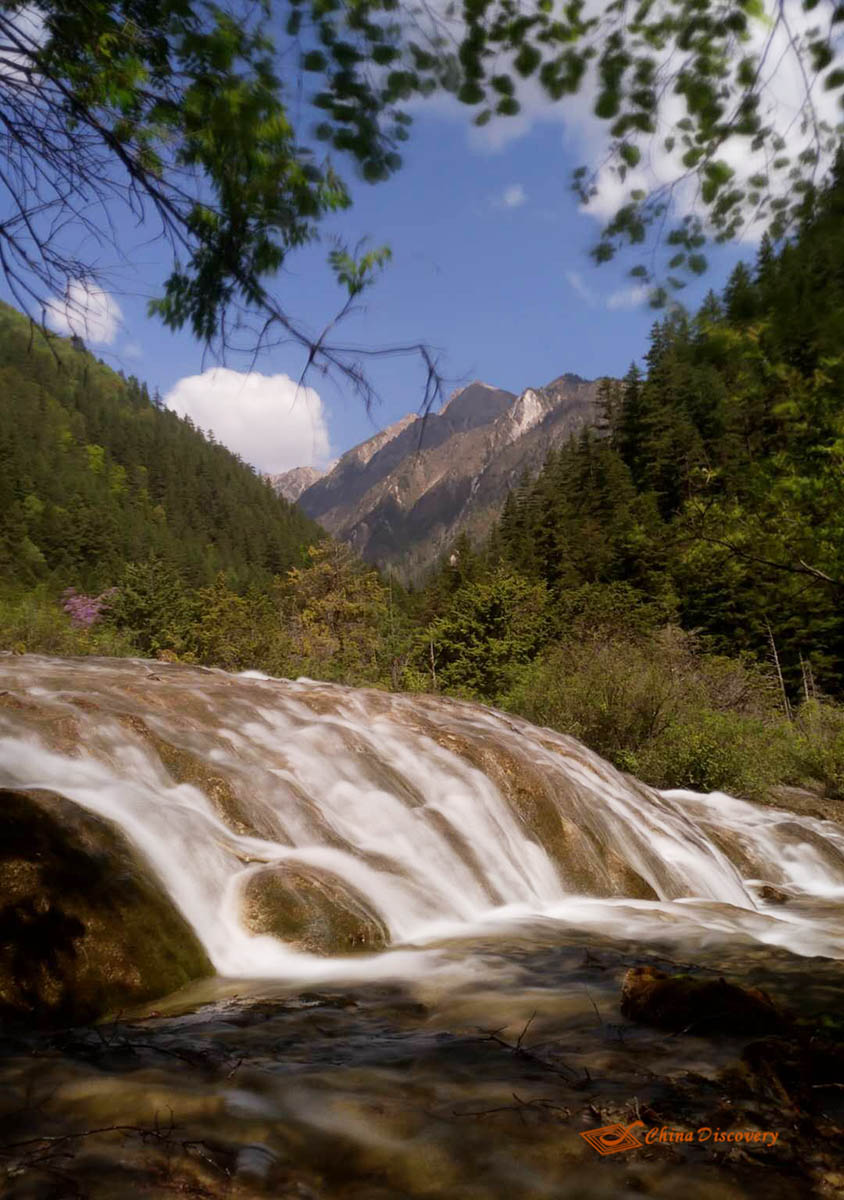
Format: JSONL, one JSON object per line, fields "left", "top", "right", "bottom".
{"left": 281, "top": 541, "right": 389, "bottom": 684}
{"left": 190, "top": 574, "right": 277, "bottom": 671}
{"left": 424, "top": 568, "right": 549, "bottom": 700}
{"left": 106, "top": 558, "right": 197, "bottom": 656}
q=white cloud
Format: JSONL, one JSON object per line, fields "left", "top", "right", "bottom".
{"left": 606, "top": 284, "right": 649, "bottom": 311}
{"left": 45, "top": 279, "right": 122, "bottom": 345}
{"left": 493, "top": 182, "right": 528, "bottom": 209}
{"left": 164, "top": 368, "right": 331, "bottom": 474}
{"left": 565, "top": 270, "right": 598, "bottom": 307}
{"left": 1, "top": 5, "right": 46, "bottom": 84}
{"left": 122, "top": 341, "right": 143, "bottom": 360}
{"left": 566, "top": 269, "right": 647, "bottom": 309}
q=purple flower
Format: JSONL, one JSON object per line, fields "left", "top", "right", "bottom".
{"left": 61, "top": 587, "right": 118, "bottom": 629}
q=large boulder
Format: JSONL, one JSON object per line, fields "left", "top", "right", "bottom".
{"left": 0, "top": 788, "right": 212, "bottom": 1026}
{"left": 620, "top": 965, "right": 787, "bottom": 1035}
{"left": 242, "top": 862, "right": 388, "bottom": 955}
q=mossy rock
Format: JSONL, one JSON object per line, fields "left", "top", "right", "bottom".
{"left": 242, "top": 863, "right": 388, "bottom": 956}
{"left": 0, "top": 788, "right": 212, "bottom": 1026}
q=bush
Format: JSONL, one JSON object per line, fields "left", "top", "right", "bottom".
{"left": 0, "top": 588, "right": 137, "bottom": 658}
{"left": 502, "top": 624, "right": 799, "bottom": 798}
{"left": 786, "top": 701, "right": 844, "bottom": 798}
{"left": 626, "top": 709, "right": 790, "bottom": 798}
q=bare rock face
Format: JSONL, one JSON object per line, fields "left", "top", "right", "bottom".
{"left": 242, "top": 862, "right": 388, "bottom": 955}
{"left": 289, "top": 374, "right": 599, "bottom": 581}
{"left": 266, "top": 465, "right": 325, "bottom": 502}
{"left": 0, "top": 788, "right": 212, "bottom": 1026}
{"left": 620, "top": 965, "right": 787, "bottom": 1035}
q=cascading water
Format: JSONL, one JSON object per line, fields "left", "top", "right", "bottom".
{"left": 2, "top": 653, "right": 844, "bottom": 973}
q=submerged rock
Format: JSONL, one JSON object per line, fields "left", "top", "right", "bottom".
{"left": 758, "top": 884, "right": 790, "bottom": 904}
{"left": 0, "top": 788, "right": 211, "bottom": 1026}
{"left": 620, "top": 965, "right": 787, "bottom": 1035}
{"left": 242, "top": 862, "right": 389, "bottom": 955}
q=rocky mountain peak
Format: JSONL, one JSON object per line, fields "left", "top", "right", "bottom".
{"left": 440, "top": 381, "right": 516, "bottom": 431}
{"left": 267, "top": 465, "right": 325, "bottom": 502}
{"left": 272, "top": 370, "right": 601, "bottom": 580}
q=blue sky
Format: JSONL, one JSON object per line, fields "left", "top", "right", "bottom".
{"left": 4, "top": 89, "right": 749, "bottom": 475}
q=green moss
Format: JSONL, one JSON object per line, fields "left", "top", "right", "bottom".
{"left": 242, "top": 863, "right": 388, "bottom": 956}
{"left": 0, "top": 788, "right": 212, "bottom": 1026}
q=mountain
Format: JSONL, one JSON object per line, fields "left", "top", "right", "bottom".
{"left": 268, "top": 465, "right": 325, "bottom": 502}
{"left": 282, "top": 374, "right": 599, "bottom": 579}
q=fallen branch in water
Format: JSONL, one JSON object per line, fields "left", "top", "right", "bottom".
{"left": 474, "top": 1015, "right": 593, "bottom": 1090}
{"left": 0, "top": 1108, "right": 231, "bottom": 1197}
{"left": 515, "top": 1012, "right": 537, "bottom": 1050}
{"left": 453, "top": 1092, "right": 573, "bottom": 1121}
{"left": 0, "top": 1114, "right": 176, "bottom": 1152}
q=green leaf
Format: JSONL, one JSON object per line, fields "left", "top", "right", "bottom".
{"left": 302, "top": 50, "right": 327, "bottom": 71}
{"left": 595, "top": 90, "right": 620, "bottom": 119}
{"left": 496, "top": 96, "right": 521, "bottom": 116}
{"left": 514, "top": 45, "right": 542, "bottom": 78}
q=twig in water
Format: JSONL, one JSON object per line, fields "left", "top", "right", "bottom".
{"left": 474, "top": 1020, "right": 586, "bottom": 1086}
{"left": 452, "top": 1094, "right": 573, "bottom": 1120}
{"left": 584, "top": 989, "right": 604, "bottom": 1030}
{"left": 515, "top": 1012, "right": 537, "bottom": 1050}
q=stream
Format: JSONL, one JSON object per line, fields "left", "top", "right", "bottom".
{"left": 1, "top": 655, "right": 843, "bottom": 1198}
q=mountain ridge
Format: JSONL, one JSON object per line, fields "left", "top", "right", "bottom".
{"left": 271, "top": 372, "right": 600, "bottom": 580}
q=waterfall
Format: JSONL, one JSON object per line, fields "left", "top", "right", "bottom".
{"left": 2, "top": 654, "right": 844, "bottom": 974}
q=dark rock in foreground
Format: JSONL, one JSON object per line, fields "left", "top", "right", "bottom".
{"left": 620, "top": 964, "right": 787, "bottom": 1034}
{"left": 0, "top": 788, "right": 212, "bottom": 1026}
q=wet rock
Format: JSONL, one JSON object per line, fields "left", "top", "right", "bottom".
{"left": 758, "top": 885, "right": 789, "bottom": 904}
{"left": 620, "top": 965, "right": 787, "bottom": 1035}
{"left": 767, "top": 784, "right": 839, "bottom": 823}
{"left": 118, "top": 713, "right": 282, "bottom": 840}
{"left": 741, "top": 1035, "right": 844, "bottom": 1105}
{"left": 415, "top": 725, "right": 659, "bottom": 901}
{"left": 0, "top": 788, "right": 212, "bottom": 1026}
{"left": 242, "top": 862, "right": 388, "bottom": 955}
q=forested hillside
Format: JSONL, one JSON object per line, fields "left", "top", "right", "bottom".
{"left": 0, "top": 303, "right": 402, "bottom": 678}
{"left": 0, "top": 301, "right": 320, "bottom": 593}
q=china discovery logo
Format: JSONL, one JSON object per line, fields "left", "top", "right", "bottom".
{"left": 580, "top": 1121, "right": 781, "bottom": 1154}
{"left": 580, "top": 1121, "right": 645, "bottom": 1156}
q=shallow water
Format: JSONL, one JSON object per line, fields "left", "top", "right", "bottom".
{"left": 3, "top": 923, "right": 843, "bottom": 1198}
{"left": 1, "top": 655, "right": 843, "bottom": 1197}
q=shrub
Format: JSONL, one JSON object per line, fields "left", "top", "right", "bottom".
{"left": 61, "top": 586, "right": 117, "bottom": 628}
{"left": 502, "top": 624, "right": 798, "bottom": 798}
{"left": 786, "top": 701, "right": 844, "bottom": 798}
{"left": 0, "top": 588, "right": 136, "bottom": 657}
{"left": 626, "top": 709, "right": 789, "bottom": 798}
